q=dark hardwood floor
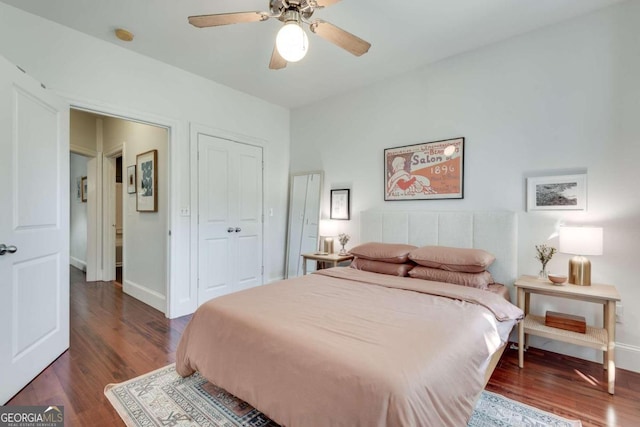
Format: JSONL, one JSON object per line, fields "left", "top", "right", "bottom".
{"left": 7, "top": 266, "right": 191, "bottom": 426}
{"left": 7, "top": 266, "right": 640, "bottom": 426}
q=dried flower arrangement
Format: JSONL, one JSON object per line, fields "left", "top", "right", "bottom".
{"left": 535, "top": 244, "right": 557, "bottom": 278}
{"left": 338, "top": 233, "right": 350, "bottom": 254}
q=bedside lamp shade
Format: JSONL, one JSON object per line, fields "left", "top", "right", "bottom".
{"left": 559, "top": 226, "right": 603, "bottom": 286}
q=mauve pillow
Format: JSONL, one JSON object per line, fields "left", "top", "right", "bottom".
{"left": 350, "top": 257, "right": 415, "bottom": 277}
{"left": 408, "top": 266, "right": 494, "bottom": 290}
{"left": 408, "top": 246, "right": 495, "bottom": 273}
{"left": 349, "top": 242, "right": 417, "bottom": 264}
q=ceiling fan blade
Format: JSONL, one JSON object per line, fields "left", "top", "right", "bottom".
{"left": 269, "top": 46, "right": 287, "bottom": 70}
{"left": 314, "top": 0, "right": 342, "bottom": 7}
{"left": 188, "top": 12, "right": 269, "bottom": 28}
{"left": 309, "top": 20, "right": 371, "bottom": 56}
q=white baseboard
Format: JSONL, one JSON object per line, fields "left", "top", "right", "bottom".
{"left": 123, "top": 279, "right": 166, "bottom": 314}
{"left": 70, "top": 256, "right": 86, "bottom": 272}
{"left": 616, "top": 342, "right": 640, "bottom": 373}
{"left": 267, "top": 276, "right": 284, "bottom": 284}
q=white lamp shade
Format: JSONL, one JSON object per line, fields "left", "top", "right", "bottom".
{"left": 319, "top": 219, "right": 338, "bottom": 237}
{"left": 276, "top": 22, "right": 309, "bottom": 62}
{"left": 559, "top": 226, "right": 603, "bottom": 256}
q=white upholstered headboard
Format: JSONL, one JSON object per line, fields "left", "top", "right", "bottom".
{"left": 360, "top": 211, "right": 518, "bottom": 286}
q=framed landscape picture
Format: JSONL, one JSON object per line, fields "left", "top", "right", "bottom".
{"left": 136, "top": 149, "right": 158, "bottom": 212}
{"left": 384, "top": 137, "right": 464, "bottom": 201}
{"left": 526, "top": 174, "right": 587, "bottom": 211}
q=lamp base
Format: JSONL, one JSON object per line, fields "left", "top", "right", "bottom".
{"left": 568, "top": 256, "right": 591, "bottom": 286}
{"left": 323, "top": 237, "right": 334, "bottom": 254}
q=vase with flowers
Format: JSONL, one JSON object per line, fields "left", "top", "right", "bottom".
{"left": 338, "top": 233, "right": 350, "bottom": 255}
{"left": 535, "top": 244, "right": 557, "bottom": 280}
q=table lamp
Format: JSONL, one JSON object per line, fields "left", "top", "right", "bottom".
{"left": 558, "top": 226, "right": 603, "bottom": 286}
{"left": 319, "top": 220, "right": 338, "bottom": 254}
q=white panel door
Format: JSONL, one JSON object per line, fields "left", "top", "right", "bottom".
{"left": 235, "top": 146, "right": 263, "bottom": 292}
{"left": 198, "top": 134, "right": 263, "bottom": 305}
{"left": 0, "top": 56, "right": 69, "bottom": 404}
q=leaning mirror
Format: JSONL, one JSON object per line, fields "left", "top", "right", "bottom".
{"left": 285, "top": 171, "right": 323, "bottom": 278}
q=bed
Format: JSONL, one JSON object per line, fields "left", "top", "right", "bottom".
{"left": 176, "top": 211, "right": 522, "bottom": 426}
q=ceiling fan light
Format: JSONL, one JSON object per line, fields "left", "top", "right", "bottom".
{"left": 276, "top": 22, "right": 309, "bottom": 63}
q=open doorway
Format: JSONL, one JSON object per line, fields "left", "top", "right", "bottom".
{"left": 69, "top": 152, "right": 91, "bottom": 272}
{"left": 69, "top": 108, "right": 169, "bottom": 313}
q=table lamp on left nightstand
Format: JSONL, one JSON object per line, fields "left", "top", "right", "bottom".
{"left": 319, "top": 219, "right": 338, "bottom": 254}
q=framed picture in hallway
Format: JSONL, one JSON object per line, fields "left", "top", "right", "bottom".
{"left": 127, "top": 165, "right": 136, "bottom": 194}
{"left": 81, "top": 176, "right": 87, "bottom": 202}
{"left": 136, "top": 150, "right": 158, "bottom": 212}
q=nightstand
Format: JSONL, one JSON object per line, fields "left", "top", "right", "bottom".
{"left": 514, "top": 274, "right": 621, "bottom": 394}
{"left": 301, "top": 253, "right": 354, "bottom": 275}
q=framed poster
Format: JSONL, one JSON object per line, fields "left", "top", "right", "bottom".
{"left": 127, "top": 165, "right": 137, "bottom": 194}
{"left": 81, "top": 176, "right": 87, "bottom": 202}
{"left": 526, "top": 174, "right": 587, "bottom": 211}
{"left": 384, "top": 137, "right": 464, "bottom": 201}
{"left": 330, "top": 189, "right": 350, "bottom": 220}
{"left": 136, "top": 149, "right": 158, "bottom": 212}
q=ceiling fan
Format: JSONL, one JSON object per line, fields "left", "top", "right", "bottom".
{"left": 188, "top": 0, "right": 371, "bottom": 70}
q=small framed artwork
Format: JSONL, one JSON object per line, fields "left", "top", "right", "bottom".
{"left": 136, "top": 149, "right": 158, "bottom": 212}
{"left": 526, "top": 174, "right": 587, "bottom": 211}
{"left": 81, "top": 176, "right": 88, "bottom": 202}
{"left": 384, "top": 137, "right": 464, "bottom": 201}
{"left": 76, "top": 177, "right": 82, "bottom": 200}
{"left": 330, "top": 189, "right": 350, "bottom": 220}
{"left": 127, "top": 165, "right": 137, "bottom": 194}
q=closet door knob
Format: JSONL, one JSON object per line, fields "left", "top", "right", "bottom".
{"left": 227, "top": 227, "right": 234, "bottom": 233}
{"left": 235, "top": 228, "right": 241, "bottom": 233}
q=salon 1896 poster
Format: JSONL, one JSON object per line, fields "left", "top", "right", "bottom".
{"left": 384, "top": 137, "right": 464, "bottom": 201}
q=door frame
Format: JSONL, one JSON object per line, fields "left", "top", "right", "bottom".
{"left": 190, "top": 123, "right": 267, "bottom": 306}
{"left": 64, "top": 95, "right": 180, "bottom": 317}
{"left": 103, "top": 147, "right": 122, "bottom": 283}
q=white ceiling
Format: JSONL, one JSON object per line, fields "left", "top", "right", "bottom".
{"left": 1, "top": 0, "right": 624, "bottom": 108}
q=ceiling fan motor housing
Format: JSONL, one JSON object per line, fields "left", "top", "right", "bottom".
{"left": 270, "top": 0, "right": 316, "bottom": 21}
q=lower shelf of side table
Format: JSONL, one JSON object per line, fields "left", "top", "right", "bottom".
{"left": 523, "top": 315, "right": 608, "bottom": 351}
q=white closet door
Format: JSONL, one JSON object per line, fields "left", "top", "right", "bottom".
{"left": 235, "top": 145, "right": 263, "bottom": 292}
{"left": 197, "top": 134, "right": 263, "bottom": 305}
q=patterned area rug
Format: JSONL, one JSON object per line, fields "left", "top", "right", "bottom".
{"left": 105, "top": 364, "right": 581, "bottom": 427}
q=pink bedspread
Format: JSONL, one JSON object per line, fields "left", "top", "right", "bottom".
{"left": 176, "top": 268, "right": 523, "bottom": 426}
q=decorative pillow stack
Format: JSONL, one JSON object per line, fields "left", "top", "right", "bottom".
{"left": 349, "top": 242, "right": 417, "bottom": 277}
{"left": 407, "top": 246, "right": 496, "bottom": 290}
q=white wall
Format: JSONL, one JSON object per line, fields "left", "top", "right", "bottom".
{"left": 0, "top": 3, "right": 291, "bottom": 318}
{"left": 102, "top": 117, "right": 168, "bottom": 311}
{"left": 290, "top": 1, "right": 640, "bottom": 372}
{"left": 69, "top": 153, "right": 88, "bottom": 270}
